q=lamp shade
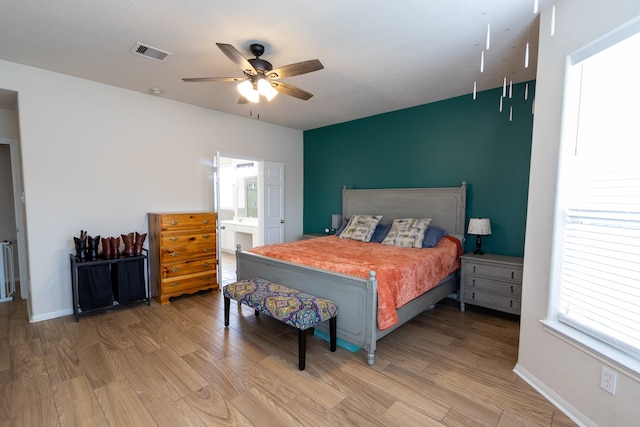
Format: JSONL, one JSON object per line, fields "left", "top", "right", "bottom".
{"left": 331, "top": 214, "right": 342, "bottom": 230}
{"left": 467, "top": 218, "right": 491, "bottom": 235}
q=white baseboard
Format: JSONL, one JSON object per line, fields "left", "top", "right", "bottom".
{"left": 513, "top": 363, "right": 594, "bottom": 427}
{"left": 30, "top": 308, "right": 74, "bottom": 323}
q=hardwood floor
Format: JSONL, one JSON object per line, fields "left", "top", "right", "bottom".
{"left": 0, "top": 263, "right": 576, "bottom": 426}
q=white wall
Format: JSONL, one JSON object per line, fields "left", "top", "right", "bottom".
{"left": 517, "top": 1, "right": 640, "bottom": 426}
{"left": 0, "top": 59, "right": 303, "bottom": 322}
{"left": 0, "top": 109, "right": 18, "bottom": 138}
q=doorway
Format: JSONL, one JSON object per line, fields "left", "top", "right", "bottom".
{"left": 214, "top": 154, "right": 284, "bottom": 286}
{"left": 216, "top": 155, "right": 261, "bottom": 286}
{"left": 0, "top": 137, "right": 29, "bottom": 304}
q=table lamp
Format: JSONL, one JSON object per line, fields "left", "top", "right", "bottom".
{"left": 467, "top": 218, "right": 491, "bottom": 255}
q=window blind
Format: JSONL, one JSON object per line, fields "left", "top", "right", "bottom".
{"left": 558, "top": 135, "right": 640, "bottom": 360}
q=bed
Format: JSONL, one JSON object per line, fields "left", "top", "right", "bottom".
{"left": 235, "top": 182, "right": 467, "bottom": 365}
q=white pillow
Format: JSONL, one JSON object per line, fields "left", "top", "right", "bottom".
{"left": 339, "top": 215, "right": 383, "bottom": 242}
{"left": 381, "top": 218, "right": 432, "bottom": 248}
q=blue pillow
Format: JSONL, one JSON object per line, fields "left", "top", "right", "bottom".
{"left": 370, "top": 223, "right": 392, "bottom": 243}
{"left": 422, "top": 226, "right": 447, "bottom": 248}
{"left": 335, "top": 219, "right": 349, "bottom": 236}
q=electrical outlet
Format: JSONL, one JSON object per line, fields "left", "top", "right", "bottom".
{"left": 600, "top": 366, "right": 617, "bottom": 396}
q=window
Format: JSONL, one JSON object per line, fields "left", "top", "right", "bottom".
{"left": 550, "top": 23, "right": 640, "bottom": 365}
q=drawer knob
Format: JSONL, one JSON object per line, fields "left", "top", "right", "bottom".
{"left": 511, "top": 272, "right": 514, "bottom": 279}
{"left": 202, "top": 219, "right": 210, "bottom": 224}
{"left": 472, "top": 292, "right": 475, "bottom": 299}
{"left": 473, "top": 266, "right": 476, "bottom": 273}
{"left": 202, "top": 234, "right": 211, "bottom": 239}
{"left": 169, "top": 220, "right": 179, "bottom": 226}
{"left": 511, "top": 285, "right": 514, "bottom": 294}
{"left": 510, "top": 300, "right": 513, "bottom": 307}
{"left": 170, "top": 252, "right": 180, "bottom": 257}
{"left": 170, "top": 267, "right": 180, "bottom": 273}
{"left": 171, "top": 282, "right": 180, "bottom": 287}
{"left": 203, "top": 248, "right": 212, "bottom": 253}
{"left": 203, "top": 276, "right": 211, "bottom": 281}
{"left": 169, "top": 237, "right": 179, "bottom": 242}
{"left": 472, "top": 279, "right": 475, "bottom": 286}
{"left": 203, "top": 262, "right": 211, "bottom": 267}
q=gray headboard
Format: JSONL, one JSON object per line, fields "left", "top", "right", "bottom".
{"left": 342, "top": 181, "right": 467, "bottom": 236}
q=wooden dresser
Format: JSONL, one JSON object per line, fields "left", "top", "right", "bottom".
{"left": 148, "top": 212, "right": 218, "bottom": 304}
{"left": 459, "top": 253, "right": 523, "bottom": 315}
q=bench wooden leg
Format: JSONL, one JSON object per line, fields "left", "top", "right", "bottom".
{"left": 255, "top": 309, "right": 260, "bottom": 317}
{"left": 224, "top": 297, "right": 230, "bottom": 327}
{"left": 330, "top": 317, "right": 337, "bottom": 352}
{"left": 298, "top": 329, "right": 306, "bottom": 370}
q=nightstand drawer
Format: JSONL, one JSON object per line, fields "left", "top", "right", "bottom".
{"left": 463, "top": 276, "right": 522, "bottom": 297}
{"left": 462, "top": 262, "right": 522, "bottom": 282}
{"left": 463, "top": 289, "right": 521, "bottom": 313}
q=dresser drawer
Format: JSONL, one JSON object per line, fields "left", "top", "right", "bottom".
{"left": 161, "top": 271, "right": 218, "bottom": 294}
{"left": 462, "top": 262, "right": 522, "bottom": 282}
{"left": 160, "top": 229, "right": 216, "bottom": 248}
{"left": 463, "top": 276, "right": 522, "bottom": 297}
{"left": 159, "top": 213, "right": 216, "bottom": 231}
{"left": 160, "top": 242, "right": 216, "bottom": 263}
{"left": 464, "top": 289, "right": 521, "bottom": 313}
{"left": 161, "top": 257, "right": 216, "bottom": 279}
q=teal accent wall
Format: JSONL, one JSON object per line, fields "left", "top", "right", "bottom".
{"left": 303, "top": 81, "right": 534, "bottom": 257}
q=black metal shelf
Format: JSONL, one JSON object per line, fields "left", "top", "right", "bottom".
{"left": 70, "top": 249, "right": 150, "bottom": 321}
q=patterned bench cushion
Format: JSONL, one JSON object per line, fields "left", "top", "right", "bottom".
{"left": 223, "top": 278, "right": 338, "bottom": 331}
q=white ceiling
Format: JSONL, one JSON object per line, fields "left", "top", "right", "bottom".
{"left": 0, "top": 0, "right": 550, "bottom": 131}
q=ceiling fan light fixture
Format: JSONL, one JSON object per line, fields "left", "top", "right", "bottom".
{"left": 237, "top": 80, "right": 259, "bottom": 103}
{"left": 258, "top": 78, "right": 278, "bottom": 101}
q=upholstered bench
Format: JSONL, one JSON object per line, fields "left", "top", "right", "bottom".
{"left": 223, "top": 278, "right": 338, "bottom": 370}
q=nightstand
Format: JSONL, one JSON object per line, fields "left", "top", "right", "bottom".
{"left": 460, "top": 253, "right": 523, "bottom": 315}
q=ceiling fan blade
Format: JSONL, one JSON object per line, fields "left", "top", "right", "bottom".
{"left": 266, "top": 59, "right": 324, "bottom": 79}
{"left": 271, "top": 81, "right": 314, "bottom": 101}
{"left": 237, "top": 96, "right": 249, "bottom": 104}
{"left": 216, "top": 43, "right": 257, "bottom": 75}
{"left": 182, "top": 77, "right": 245, "bottom": 83}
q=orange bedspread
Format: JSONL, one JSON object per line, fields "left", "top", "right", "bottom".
{"left": 249, "top": 235, "right": 461, "bottom": 330}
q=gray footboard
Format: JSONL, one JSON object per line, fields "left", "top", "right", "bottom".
{"left": 236, "top": 247, "right": 460, "bottom": 365}
{"left": 236, "top": 248, "right": 378, "bottom": 362}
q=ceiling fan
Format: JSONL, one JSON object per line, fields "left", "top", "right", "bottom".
{"left": 182, "top": 43, "right": 324, "bottom": 104}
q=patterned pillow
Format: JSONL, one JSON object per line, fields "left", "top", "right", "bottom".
{"left": 339, "top": 215, "right": 383, "bottom": 242}
{"left": 381, "top": 218, "right": 432, "bottom": 248}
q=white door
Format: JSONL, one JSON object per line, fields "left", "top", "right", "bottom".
{"left": 262, "top": 161, "right": 284, "bottom": 245}
{"left": 213, "top": 152, "right": 221, "bottom": 286}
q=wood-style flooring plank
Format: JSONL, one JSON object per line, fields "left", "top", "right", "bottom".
{"left": 76, "top": 342, "right": 125, "bottom": 390}
{"left": 94, "top": 378, "right": 157, "bottom": 427}
{"left": 10, "top": 374, "right": 58, "bottom": 427}
{"left": 259, "top": 355, "right": 347, "bottom": 409}
{"left": 147, "top": 346, "right": 209, "bottom": 397}
{"left": 382, "top": 400, "right": 446, "bottom": 426}
{"left": 230, "top": 386, "right": 302, "bottom": 427}
{"left": 183, "top": 384, "right": 254, "bottom": 426}
{"left": 52, "top": 375, "right": 109, "bottom": 427}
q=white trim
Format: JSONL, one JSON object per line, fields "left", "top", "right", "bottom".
{"left": 513, "top": 363, "right": 595, "bottom": 427}
{"left": 30, "top": 308, "right": 73, "bottom": 322}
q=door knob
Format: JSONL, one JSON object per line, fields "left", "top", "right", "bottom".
{"left": 280, "top": 220, "right": 285, "bottom": 224}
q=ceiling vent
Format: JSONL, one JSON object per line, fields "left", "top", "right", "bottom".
{"left": 130, "top": 42, "right": 172, "bottom": 62}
